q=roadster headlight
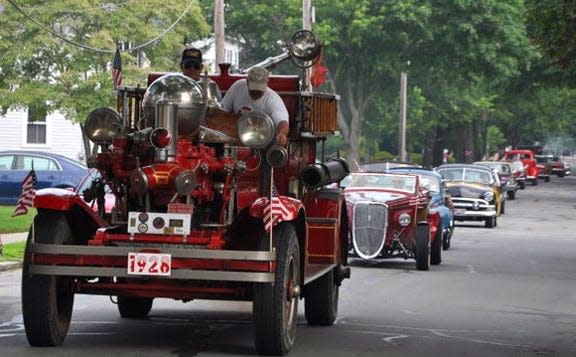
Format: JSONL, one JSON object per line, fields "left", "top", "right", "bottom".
{"left": 237, "top": 111, "right": 275, "bottom": 149}
{"left": 483, "top": 191, "right": 494, "bottom": 202}
{"left": 398, "top": 212, "right": 411, "bottom": 226}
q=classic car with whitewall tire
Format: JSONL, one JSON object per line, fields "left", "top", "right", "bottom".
{"left": 387, "top": 167, "right": 455, "bottom": 250}
{"left": 341, "top": 172, "right": 443, "bottom": 270}
{"left": 435, "top": 164, "right": 503, "bottom": 228}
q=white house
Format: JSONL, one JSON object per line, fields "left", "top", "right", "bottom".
{"left": 191, "top": 38, "right": 240, "bottom": 73}
{"left": 0, "top": 109, "right": 85, "bottom": 162}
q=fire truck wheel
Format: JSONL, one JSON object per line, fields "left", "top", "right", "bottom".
{"left": 253, "top": 223, "right": 300, "bottom": 356}
{"left": 304, "top": 268, "right": 338, "bottom": 325}
{"left": 117, "top": 296, "right": 153, "bottom": 318}
{"left": 22, "top": 213, "right": 75, "bottom": 346}
{"left": 415, "top": 224, "right": 430, "bottom": 271}
{"left": 430, "top": 226, "right": 442, "bottom": 265}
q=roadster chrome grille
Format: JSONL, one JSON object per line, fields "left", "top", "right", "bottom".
{"left": 352, "top": 202, "right": 388, "bottom": 259}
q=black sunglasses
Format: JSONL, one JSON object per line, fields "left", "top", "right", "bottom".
{"left": 183, "top": 61, "right": 201, "bottom": 70}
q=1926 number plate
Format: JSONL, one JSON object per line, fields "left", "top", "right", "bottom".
{"left": 127, "top": 252, "right": 172, "bottom": 276}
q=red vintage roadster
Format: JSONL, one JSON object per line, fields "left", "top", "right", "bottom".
{"left": 341, "top": 172, "right": 442, "bottom": 270}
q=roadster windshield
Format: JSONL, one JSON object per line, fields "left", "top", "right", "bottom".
{"left": 342, "top": 173, "right": 416, "bottom": 193}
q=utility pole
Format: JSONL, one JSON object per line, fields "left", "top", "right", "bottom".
{"left": 214, "top": 0, "right": 225, "bottom": 73}
{"left": 303, "top": 0, "right": 313, "bottom": 91}
{"left": 398, "top": 71, "right": 407, "bottom": 162}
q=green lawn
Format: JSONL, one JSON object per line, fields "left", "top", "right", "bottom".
{"left": 1, "top": 241, "right": 25, "bottom": 262}
{"left": 0, "top": 206, "right": 34, "bottom": 233}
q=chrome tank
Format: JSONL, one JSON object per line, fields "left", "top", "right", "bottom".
{"left": 142, "top": 73, "right": 206, "bottom": 136}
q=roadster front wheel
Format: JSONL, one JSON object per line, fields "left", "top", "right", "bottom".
{"left": 415, "top": 224, "right": 430, "bottom": 271}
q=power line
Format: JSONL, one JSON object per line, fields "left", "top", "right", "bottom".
{"left": 6, "top": 0, "right": 194, "bottom": 53}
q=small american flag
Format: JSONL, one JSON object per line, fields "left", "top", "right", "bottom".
{"left": 263, "top": 189, "right": 290, "bottom": 232}
{"left": 112, "top": 47, "right": 122, "bottom": 88}
{"left": 12, "top": 168, "right": 37, "bottom": 217}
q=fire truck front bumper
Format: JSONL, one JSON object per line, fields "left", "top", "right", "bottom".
{"left": 27, "top": 243, "right": 276, "bottom": 283}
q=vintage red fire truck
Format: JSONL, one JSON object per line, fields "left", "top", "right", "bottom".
{"left": 21, "top": 30, "right": 350, "bottom": 355}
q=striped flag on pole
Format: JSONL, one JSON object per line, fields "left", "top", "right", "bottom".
{"left": 12, "top": 168, "right": 37, "bottom": 217}
{"left": 112, "top": 47, "right": 122, "bottom": 88}
{"left": 263, "top": 193, "right": 290, "bottom": 232}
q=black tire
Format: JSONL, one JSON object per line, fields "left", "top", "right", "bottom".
{"left": 545, "top": 175, "right": 550, "bottom": 182}
{"left": 519, "top": 181, "right": 526, "bottom": 189}
{"left": 442, "top": 229, "right": 452, "bottom": 250}
{"left": 22, "top": 213, "right": 75, "bottom": 347}
{"left": 558, "top": 172, "right": 565, "bottom": 178}
{"left": 507, "top": 190, "right": 516, "bottom": 200}
{"left": 414, "top": 224, "right": 430, "bottom": 271}
{"left": 304, "top": 268, "right": 338, "bottom": 326}
{"left": 253, "top": 223, "right": 300, "bottom": 356}
{"left": 485, "top": 216, "right": 496, "bottom": 228}
{"left": 430, "top": 226, "right": 442, "bottom": 265}
{"left": 532, "top": 178, "right": 538, "bottom": 186}
{"left": 117, "top": 296, "right": 153, "bottom": 318}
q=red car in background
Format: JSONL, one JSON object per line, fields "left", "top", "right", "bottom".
{"left": 535, "top": 154, "right": 552, "bottom": 182}
{"left": 503, "top": 149, "right": 539, "bottom": 186}
{"left": 550, "top": 155, "right": 571, "bottom": 177}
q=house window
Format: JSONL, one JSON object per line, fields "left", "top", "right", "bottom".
{"left": 27, "top": 108, "right": 47, "bottom": 144}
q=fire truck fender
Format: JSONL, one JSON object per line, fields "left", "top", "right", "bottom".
{"left": 249, "top": 196, "right": 307, "bottom": 282}
{"left": 33, "top": 188, "right": 107, "bottom": 243}
{"left": 249, "top": 195, "right": 303, "bottom": 224}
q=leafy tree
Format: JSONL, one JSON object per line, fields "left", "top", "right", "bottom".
{"left": 525, "top": 0, "right": 576, "bottom": 73}
{"left": 0, "top": 0, "right": 210, "bottom": 122}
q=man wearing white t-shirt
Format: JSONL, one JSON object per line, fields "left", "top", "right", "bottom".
{"left": 222, "top": 66, "right": 289, "bottom": 146}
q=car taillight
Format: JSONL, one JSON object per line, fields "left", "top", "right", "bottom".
{"left": 150, "top": 128, "right": 172, "bottom": 148}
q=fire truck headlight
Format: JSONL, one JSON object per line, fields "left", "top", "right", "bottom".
{"left": 175, "top": 170, "right": 197, "bottom": 195}
{"left": 84, "top": 107, "right": 122, "bottom": 145}
{"left": 289, "top": 30, "right": 321, "bottom": 62}
{"left": 150, "top": 128, "right": 172, "bottom": 148}
{"left": 237, "top": 112, "right": 275, "bottom": 149}
{"left": 398, "top": 212, "right": 411, "bottom": 227}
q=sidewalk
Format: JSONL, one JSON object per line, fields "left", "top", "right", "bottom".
{"left": 0, "top": 232, "right": 28, "bottom": 272}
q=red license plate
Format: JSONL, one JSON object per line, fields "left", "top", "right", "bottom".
{"left": 127, "top": 252, "right": 172, "bottom": 276}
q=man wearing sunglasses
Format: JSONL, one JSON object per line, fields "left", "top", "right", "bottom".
{"left": 181, "top": 47, "right": 222, "bottom": 102}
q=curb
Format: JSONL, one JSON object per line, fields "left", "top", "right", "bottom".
{"left": 0, "top": 261, "right": 23, "bottom": 272}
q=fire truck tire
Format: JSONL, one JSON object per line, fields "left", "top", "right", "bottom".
{"left": 253, "top": 223, "right": 300, "bottom": 356}
{"left": 430, "top": 226, "right": 442, "bottom": 265}
{"left": 22, "top": 213, "right": 75, "bottom": 346}
{"left": 304, "top": 268, "right": 338, "bottom": 326}
{"left": 415, "top": 224, "right": 430, "bottom": 271}
{"left": 117, "top": 296, "right": 153, "bottom": 318}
